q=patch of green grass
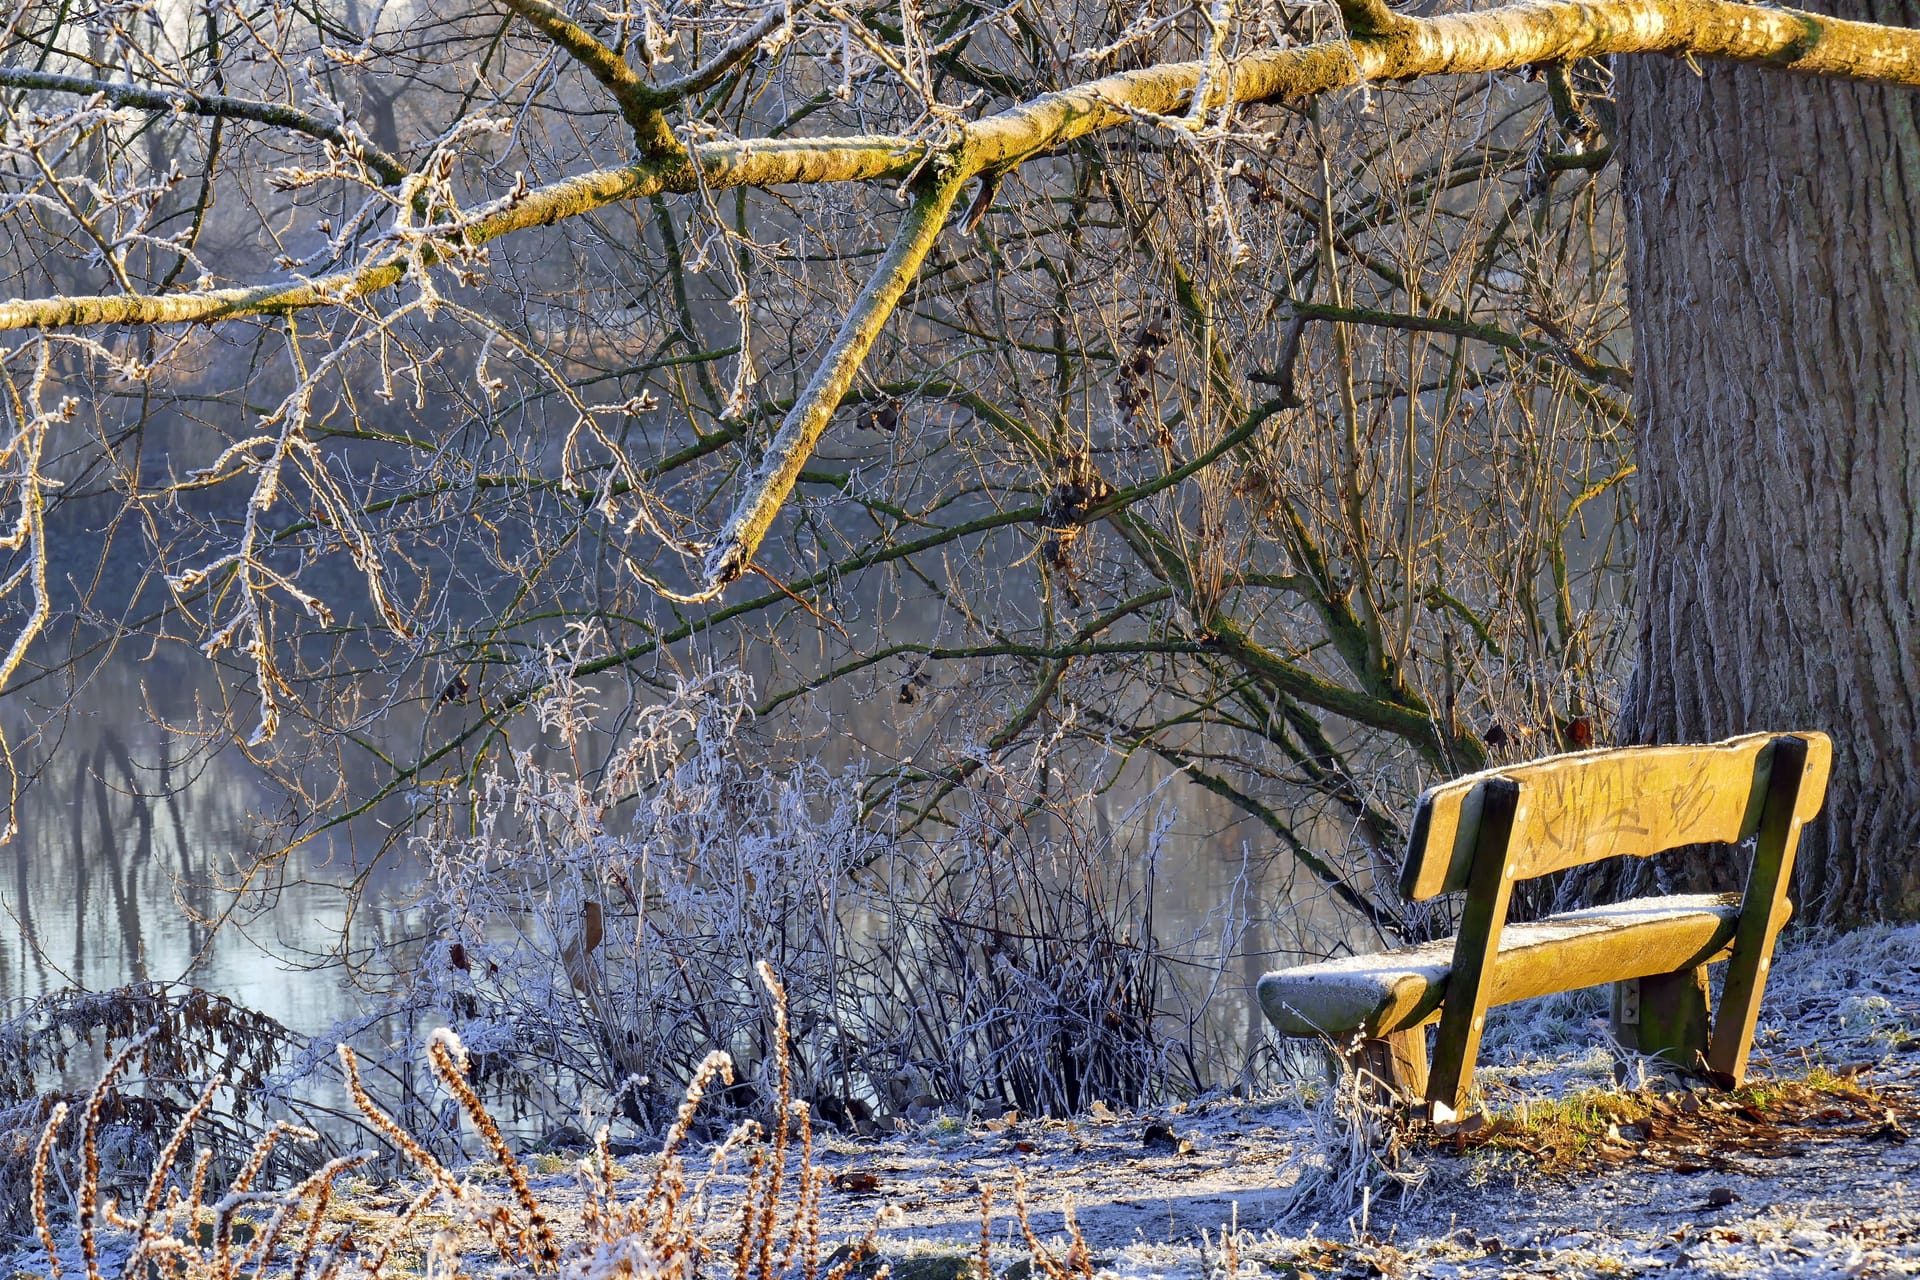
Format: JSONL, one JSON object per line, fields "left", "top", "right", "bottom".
{"left": 1788, "top": 1062, "right": 1871, "bottom": 1095}
{"left": 1429, "top": 1057, "right": 1905, "bottom": 1179}
{"left": 1446, "top": 1085, "right": 1652, "bottom": 1170}
{"left": 921, "top": 1114, "right": 968, "bottom": 1143}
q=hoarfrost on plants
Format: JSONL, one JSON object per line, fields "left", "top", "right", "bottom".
{"left": 393, "top": 643, "right": 1242, "bottom": 1133}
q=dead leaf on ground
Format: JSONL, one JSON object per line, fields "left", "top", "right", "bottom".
{"left": 1865, "top": 1110, "right": 1911, "bottom": 1142}
{"left": 1141, "top": 1121, "right": 1192, "bottom": 1154}
{"left": 1422, "top": 1078, "right": 1917, "bottom": 1176}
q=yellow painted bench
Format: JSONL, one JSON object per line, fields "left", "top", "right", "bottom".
{"left": 1256, "top": 732, "right": 1832, "bottom": 1115}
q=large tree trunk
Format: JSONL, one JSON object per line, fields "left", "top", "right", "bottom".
{"left": 1616, "top": 15, "right": 1920, "bottom": 925}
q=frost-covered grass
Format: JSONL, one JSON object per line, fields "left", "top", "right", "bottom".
{"left": 6, "top": 966, "right": 880, "bottom": 1280}
{"left": 11, "top": 924, "right": 1919, "bottom": 1280}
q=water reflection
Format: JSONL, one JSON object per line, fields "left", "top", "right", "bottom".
{"left": 1, "top": 654, "right": 369, "bottom": 1035}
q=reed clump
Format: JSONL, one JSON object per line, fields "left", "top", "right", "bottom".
{"left": 24, "top": 966, "right": 889, "bottom": 1280}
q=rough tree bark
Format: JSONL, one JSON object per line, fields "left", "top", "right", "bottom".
{"left": 1618, "top": 4, "right": 1920, "bottom": 924}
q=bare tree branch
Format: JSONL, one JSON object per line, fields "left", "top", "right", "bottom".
{"left": 699, "top": 156, "right": 972, "bottom": 593}
{"left": 1, "top": 0, "right": 1912, "bottom": 633}
{"left": 0, "top": 0, "right": 1912, "bottom": 339}
{"left": 499, "top": 0, "right": 684, "bottom": 154}
{"left": 1288, "top": 299, "right": 1633, "bottom": 390}
{"left": 0, "top": 67, "right": 409, "bottom": 186}
{"left": 5, "top": 0, "right": 1918, "bottom": 336}
{"left": 1335, "top": 0, "right": 1414, "bottom": 37}
{"left": 656, "top": 6, "right": 792, "bottom": 101}
{"left": 0, "top": 137, "right": 922, "bottom": 329}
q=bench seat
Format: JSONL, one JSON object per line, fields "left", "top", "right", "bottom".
{"left": 1258, "top": 892, "right": 1750, "bottom": 1040}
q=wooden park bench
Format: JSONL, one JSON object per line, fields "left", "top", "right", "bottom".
{"left": 1256, "top": 732, "right": 1832, "bottom": 1116}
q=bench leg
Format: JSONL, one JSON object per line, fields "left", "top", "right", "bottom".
{"left": 1613, "top": 967, "right": 1710, "bottom": 1077}
{"left": 1345, "top": 1026, "right": 1429, "bottom": 1104}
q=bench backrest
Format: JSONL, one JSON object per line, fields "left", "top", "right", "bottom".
{"left": 1400, "top": 731, "right": 1833, "bottom": 901}
{"left": 1405, "top": 729, "right": 1833, "bottom": 1110}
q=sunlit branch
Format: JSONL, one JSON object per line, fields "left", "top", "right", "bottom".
{"left": 500, "top": 0, "right": 683, "bottom": 153}
{"left": 0, "top": 0, "right": 1908, "bottom": 638}
{"left": 0, "top": 138, "right": 922, "bottom": 330}
{"left": 697, "top": 158, "right": 973, "bottom": 595}
{"left": 1335, "top": 0, "right": 1414, "bottom": 37}
{"left": 3, "top": 0, "right": 1914, "bottom": 338}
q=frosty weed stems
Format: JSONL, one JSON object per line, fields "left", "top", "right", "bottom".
{"left": 22, "top": 964, "right": 917, "bottom": 1280}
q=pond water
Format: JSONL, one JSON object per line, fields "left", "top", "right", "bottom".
{"left": 0, "top": 653, "right": 381, "bottom": 1035}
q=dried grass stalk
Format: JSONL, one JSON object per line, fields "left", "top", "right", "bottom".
{"left": 33, "top": 1100, "right": 68, "bottom": 1280}
{"left": 426, "top": 1028, "right": 558, "bottom": 1267}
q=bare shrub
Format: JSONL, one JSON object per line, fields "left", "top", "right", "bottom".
{"left": 23, "top": 966, "right": 878, "bottom": 1280}
{"left": 873, "top": 781, "right": 1226, "bottom": 1118}
{"left": 393, "top": 652, "right": 1240, "bottom": 1127}
{"left": 0, "top": 984, "right": 318, "bottom": 1244}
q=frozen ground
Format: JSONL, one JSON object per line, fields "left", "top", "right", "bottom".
{"left": 11, "top": 924, "right": 1920, "bottom": 1278}
{"left": 681, "top": 923, "right": 1920, "bottom": 1279}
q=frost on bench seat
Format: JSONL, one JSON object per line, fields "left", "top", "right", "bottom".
{"left": 1257, "top": 892, "right": 1749, "bottom": 1040}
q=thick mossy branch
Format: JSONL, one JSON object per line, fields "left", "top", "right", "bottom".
{"left": 500, "top": 0, "right": 683, "bottom": 153}
{"left": 1337, "top": 0, "right": 1414, "bottom": 37}
{"left": 501, "top": 0, "right": 788, "bottom": 155}
{"left": 6, "top": 0, "right": 1920, "bottom": 593}
{"left": 0, "top": 137, "right": 922, "bottom": 330}
{"left": 8, "top": 0, "right": 1918, "bottom": 335}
